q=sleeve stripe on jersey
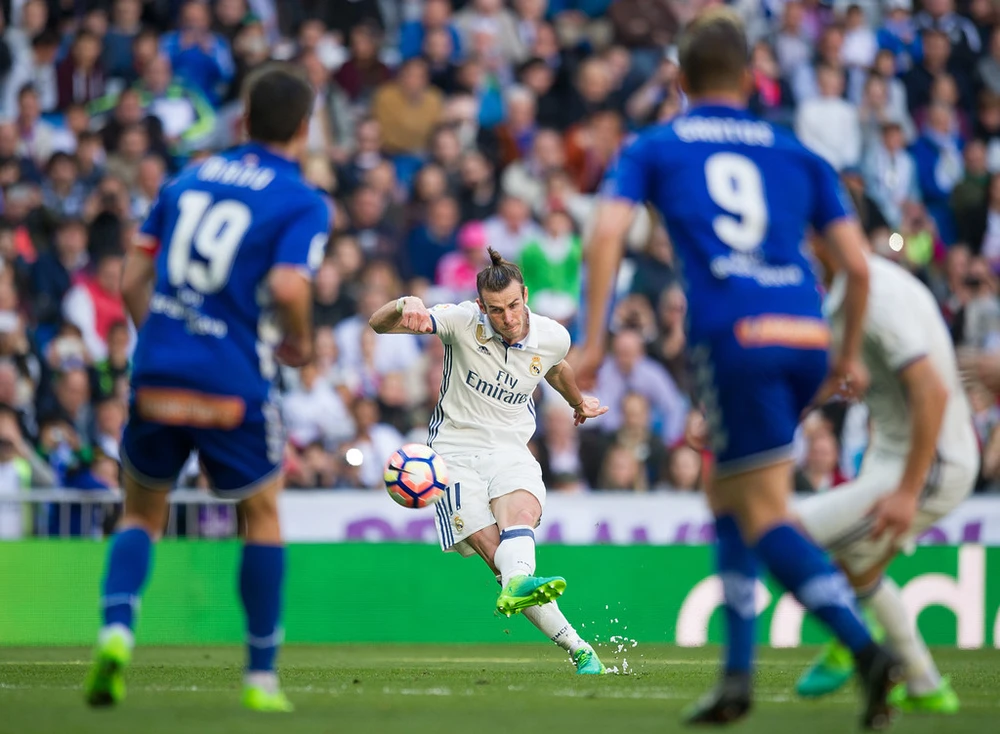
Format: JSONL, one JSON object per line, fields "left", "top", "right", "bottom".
{"left": 429, "top": 314, "right": 438, "bottom": 334}
{"left": 427, "top": 344, "right": 453, "bottom": 447}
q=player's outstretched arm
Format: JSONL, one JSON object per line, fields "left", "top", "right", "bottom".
{"left": 871, "top": 357, "right": 948, "bottom": 542}
{"left": 270, "top": 266, "right": 313, "bottom": 367}
{"left": 369, "top": 296, "right": 434, "bottom": 335}
{"left": 545, "top": 360, "right": 609, "bottom": 427}
{"left": 821, "top": 219, "right": 871, "bottom": 394}
{"left": 121, "top": 244, "right": 156, "bottom": 328}
{"left": 575, "top": 199, "right": 636, "bottom": 383}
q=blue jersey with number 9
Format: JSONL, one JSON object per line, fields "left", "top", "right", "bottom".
{"left": 602, "top": 104, "right": 852, "bottom": 343}
{"left": 133, "top": 143, "right": 331, "bottom": 404}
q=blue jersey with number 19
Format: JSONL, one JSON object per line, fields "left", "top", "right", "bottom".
{"left": 133, "top": 143, "right": 330, "bottom": 403}
{"left": 601, "top": 104, "right": 854, "bottom": 471}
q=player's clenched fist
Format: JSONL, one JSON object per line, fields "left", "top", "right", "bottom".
{"left": 400, "top": 297, "right": 434, "bottom": 334}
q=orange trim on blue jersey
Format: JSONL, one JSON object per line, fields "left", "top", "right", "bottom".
{"left": 135, "top": 387, "right": 246, "bottom": 429}
{"left": 734, "top": 316, "right": 831, "bottom": 349}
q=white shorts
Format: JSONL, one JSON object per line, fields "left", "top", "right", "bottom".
{"left": 796, "top": 452, "right": 977, "bottom": 574}
{"left": 433, "top": 449, "right": 546, "bottom": 557}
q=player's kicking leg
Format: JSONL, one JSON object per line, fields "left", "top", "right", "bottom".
{"left": 237, "top": 476, "right": 293, "bottom": 712}
{"left": 684, "top": 460, "right": 901, "bottom": 730}
{"left": 489, "top": 489, "right": 566, "bottom": 615}
{"left": 85, "top": 473, "right": 167, "bottom": 707}
{"left": 465, "top": 521, "right": 605, "bottom": 675}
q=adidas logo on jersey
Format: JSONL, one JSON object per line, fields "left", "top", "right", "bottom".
{"left": 477, "top": 345, "right": 490, "bottom": 355}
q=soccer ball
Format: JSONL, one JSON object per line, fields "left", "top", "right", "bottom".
{"left": 384, "top": 443, "right": 448, "bottom": 509}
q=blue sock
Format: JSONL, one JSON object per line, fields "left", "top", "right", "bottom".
{"left": 240, "top": 544, "right": 285, "bottom": 672}
{"left": 755, "top": 524, "right": 872, "bottom": 653}
{"left": 101, "top": 527, "right": 153, "bottom": 630}
{"left": 715, "top": 515, "right": 758, "bottom": 675}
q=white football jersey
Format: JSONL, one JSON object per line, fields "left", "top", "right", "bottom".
{"left": 426, "top": 301, "right": 571, "bottom": 455}
{"left": 824, "top": 256, "right": 978, "bottom": 469}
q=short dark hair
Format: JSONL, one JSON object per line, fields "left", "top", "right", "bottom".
{"left": 477, "top": 247, "right": 524, "bottom": 298}
{"left": 678, "top": 8, "right": 749, "bottom": 96}
{"left": 243, "top": 63, "right": 315, "bottom": 144}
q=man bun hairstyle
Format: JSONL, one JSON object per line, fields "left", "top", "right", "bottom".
{"left": 243, "top": 62, "right": 315, "bottom": 144}
{"left": 477, "top": 246, "right": 525, "bottom": 297}
{"left": 678, "top": 7, "right": 749, "bottom": 96}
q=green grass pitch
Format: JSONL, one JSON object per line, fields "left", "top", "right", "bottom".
{"left": 1, "top": 645, "right": 997, "bottom": 733}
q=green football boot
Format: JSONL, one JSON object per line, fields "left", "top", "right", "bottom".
{"left": 888, "top": 677, "right": 959, "bottom": 714}
{"left": 495, "top": 574, "right": 566, "bottom": 617}
{"left": 242, "top": 685, "right": 295, "bottom": 712}
{"left": 795, "top": 640, "right": 856, "bottom": 698}
{"left": 796, "top": 609, "right": 885, "bottom": 698}
{"left": 573, "top": 646, "right": 606, "bottom": 675}
{"left": 84, "top": 629, "right": 132, "bottom": 707}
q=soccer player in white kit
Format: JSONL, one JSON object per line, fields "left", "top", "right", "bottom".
{"left": 795, "top": 241, "right": 979, "bottom": 713}
{"left": 369, "top": 248, "right": 610, "bottom": 674}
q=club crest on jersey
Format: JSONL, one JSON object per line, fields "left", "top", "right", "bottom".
{"left": 453, "top": 515, "right": 464, "bottom": 532}
{"left": 475, "top": 324, "right": 491, "bottom": 345}
{"left": 529, "top": 356, "right": 542, "bottom": 376}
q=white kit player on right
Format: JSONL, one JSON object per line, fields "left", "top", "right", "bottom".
{"left": 796, "top": 244, "right": 978, "bottom": 713}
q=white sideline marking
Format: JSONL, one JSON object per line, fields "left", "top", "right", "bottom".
{"left": 0, "top": 658, "right": 790, "bottom": 667}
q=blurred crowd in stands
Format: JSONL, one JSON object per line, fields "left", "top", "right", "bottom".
{"left": 0, "top": 0, "right": 997, "bottom": 531}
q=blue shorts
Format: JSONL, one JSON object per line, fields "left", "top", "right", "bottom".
{"left": 120, "top": 384, "right": 285, "bottom": 498}
{"left": 691, "top": 318, "right": 829, "bottom": 475}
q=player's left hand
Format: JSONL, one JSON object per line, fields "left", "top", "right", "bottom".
{"left": 869, "top": 489, "right": 919, "bottom": 544}
{"left": 572, "top": 396, "right": 608, "bottom": 426}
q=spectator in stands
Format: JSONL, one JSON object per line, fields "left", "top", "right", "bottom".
{"left": 877, "top": 0, "right": 918, "bottom": 73}
{"left": 592, "top": 329, "right": 687, "bottom": 445}
{"left": 16, "top": 85, "right": 72, "bottom": 168}
{"left": 858, "top": 73, "right": 915, "bottom": 152}
{"left": 535, "top": 398, "right": 585, "bottom": 491}
{"left": 841, "top": 4, "right": 878, "bottom": 72}
{"left": 400, "top": 0, "right": 462, "bottom": 62}
{"left": 61, "top": 253, "right": 126, "bottom": 363}
{"left": 953, "top": 139, "right": 990, "bottom": 246}
{"left": 774, "top": 1, "right": 812, "bottom": 82}
{"left": 911, "top": 101, "right": 964, "bottom": 244}
{"left": 347, "top": 397, "right": 404, "bottom": 489}
{"left": 665, "top": 445, "right": 702, "bottom": 491}
{"left": 0, "top": 403, "right": 55, "bottom": 540}
{"left": 2, "top": 28, "right": 60, "bottom": 118}
{"left": 283, "top": 358, "right": 356, "bottom": 452}
{"left": 795, "top": 416, "right": 846, "bottom": 492}
{"left": 436, "top": 219, "right": 489, "bottom": 300}
{"left": 483, "top": 193, "right": 540, "bottom": 262}
{"left": 904, "top": 28, "right": 973, "bottom": 117}
{"left": 519, "top": 208, "right": 581, "bottom": 324}
{"left": 405, "top": 194, "right": 460, "bottom": 283}
{"left": 159, "top": 0, "right": 234, "bottom": 106}
{"left": 913, "top": 0, "right": 981, "bottom": 70}
{"left": 334, "top": 21, "right": 391, "bottom": 106}
{"left": 501, "top": 126, "right": 565, "bottom": 206}
{"left": 372, "top": 56, "right": 444, "bottom": 157}
{"left": 31, "top": 217, "right": 88, "bottom": 334}
{"left": 597, "top": 442, "right": 647, "bottom": 491}
{"left": 128, "top": 54, "right": 216, "bottom": 157}
{"left": 41, "top": 152, "right": 88, "bottom": 219}
{"left": 103, "top": 0, "right": 143, "bottom": 81}
{"left": 456, "top": 148, "right": 499, "bottom": 221}
{"left": 423, "top": 26, "right": 461, "bottom": 95}
{"left": 56, "top": 30, "right": 105, "bottom": 111}
{"left": 862, "top": 118, "right": 920, "bottom": 229}
{"left": 795, "top": 62, "right": 862, "bottom": 171}
{"left": 89, "top": 320, "right": 130, "bottom": 402}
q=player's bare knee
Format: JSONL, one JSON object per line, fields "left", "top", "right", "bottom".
{"left": 493, "top": 490, "right": 542, "bottom": 529}
{"left": 238, "top": 478, "right": 284, "bottom": 543}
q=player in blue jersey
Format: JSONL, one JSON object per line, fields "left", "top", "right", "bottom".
{"left": 575, "top": 9, "right": 902, "bottom": 731}
{"left": 84, "top": 64, "right": 330, "bottom": 713}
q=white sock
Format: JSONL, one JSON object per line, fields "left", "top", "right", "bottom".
{"left": 522, "top": 601, "right": 588, "bottom": 655}
{"left": 99, "top": 624, "right": 134, "bottom": 649}
{"left": 861, "top": 577, "right": 942, "bottom": 695}
{"left": 244, "top": 670, "right": 279, "bottom": 693}
{"left": 494, "top": 525, "right": 536, "bottom": 586}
